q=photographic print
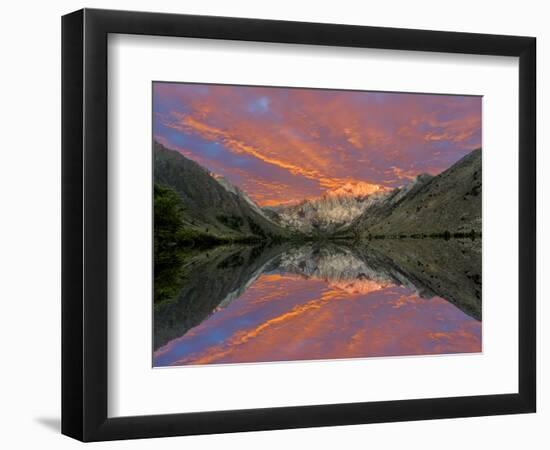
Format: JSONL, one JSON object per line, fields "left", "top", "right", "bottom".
{"left": 152, "top": 82, "right": 482, "bottom": 367}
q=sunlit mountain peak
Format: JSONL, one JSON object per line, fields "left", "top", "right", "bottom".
{"left": 326, "top": 181, "right": 388, "bottom": 198}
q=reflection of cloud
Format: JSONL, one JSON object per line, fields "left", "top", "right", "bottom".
{"left": 161, "top": 275, "right": 481, "bottom": 366}
{"left": 175, "top": 294, "right": 332, "bottom": 365}
{"left": 328, "top": 279, "right": 388, "bottom": 295}
{"left": 392, "top": 293, "right": 423, "bottom": 309}
{"left": 154, "top": 83, "right": 481, "bottom": 205}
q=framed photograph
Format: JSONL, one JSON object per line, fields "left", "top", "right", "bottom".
{"left": 61, "top": 8, "right": 536, "bottom": 442}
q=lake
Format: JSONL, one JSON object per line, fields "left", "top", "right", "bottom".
{"left": 153, "top": 239, "right": 481, "bottom": 366}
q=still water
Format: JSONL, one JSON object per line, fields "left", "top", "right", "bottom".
{"left": 153, "top": 240, "right": 481, "bottom": 366}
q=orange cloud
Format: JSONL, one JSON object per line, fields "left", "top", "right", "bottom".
{"left": 154, "top": 83, "right": 481, "bottom": 205}
{"left": 163, "top": 112, "right": 356, "bottom": 191}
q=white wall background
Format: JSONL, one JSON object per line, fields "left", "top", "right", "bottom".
{"left": 0, "top": 1, "right": 546, "bottom": 448}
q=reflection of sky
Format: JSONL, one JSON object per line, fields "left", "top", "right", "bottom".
{"left": 153, "top": 273, "right": 481, "bottom": 367}
{"left": 153, "top": 82, "right": 481, "bottom": 206}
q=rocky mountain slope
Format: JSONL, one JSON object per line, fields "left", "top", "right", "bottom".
{"left": 264, "top": 183, "right": 390, "bottom": 234}
{"left": 154, "top": 142, "right": 289, "bottom": 241}
{"left": 345, "top": 148, "right": 482, "bottom": 237}
{"left": 155, "top": 141, "right": 481, "bottom": 241}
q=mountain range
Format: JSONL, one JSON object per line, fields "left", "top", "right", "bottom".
{"left": 263, "top": 184, "right": 390, "bottom": 234}
{"left": 154, "top": 141, "right": 290, "bottom": 242}
{"left": 154, "top": 141, "right": 481, "bottom": 241}
{"left": 344, "top": 148, "right": 481, "bottom": 237}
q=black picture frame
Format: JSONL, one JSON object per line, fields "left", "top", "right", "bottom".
{"left": 62, "top": 8, "right": 536, "bottom": 442}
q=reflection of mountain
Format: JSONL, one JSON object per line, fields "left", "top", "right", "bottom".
{"left": 278, "top": 243, "right": 393, "bottom": 288}
{"left": 154, "top": 239, "right": 481, "bottom": 350}
{"left": 345, "top": 149, "right": 482, "bottom": 237}
{"left": 154, "top": 243, "right": 289, "bottom": 350}
{"left": 154, "top": 142, "right": 290, "bottom": 240}
{"left": 353, "top": 239, "right": 481, "bottom": 320}
{"left": 278, "top": 241, "right": 481, "bottom": 320}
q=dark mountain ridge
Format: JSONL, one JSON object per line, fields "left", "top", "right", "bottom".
{"left": 343, "top": 148, "right": 482, "bottom": 237}
{"left": 155, "top": 142, "right": 481, "bottom": 241}
{"left": 154, "top": 142, "right": 291, "bottom": 241}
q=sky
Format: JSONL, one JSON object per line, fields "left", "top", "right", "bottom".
{"left": 153, "top": 82, "right": 481, "bottom": 206}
